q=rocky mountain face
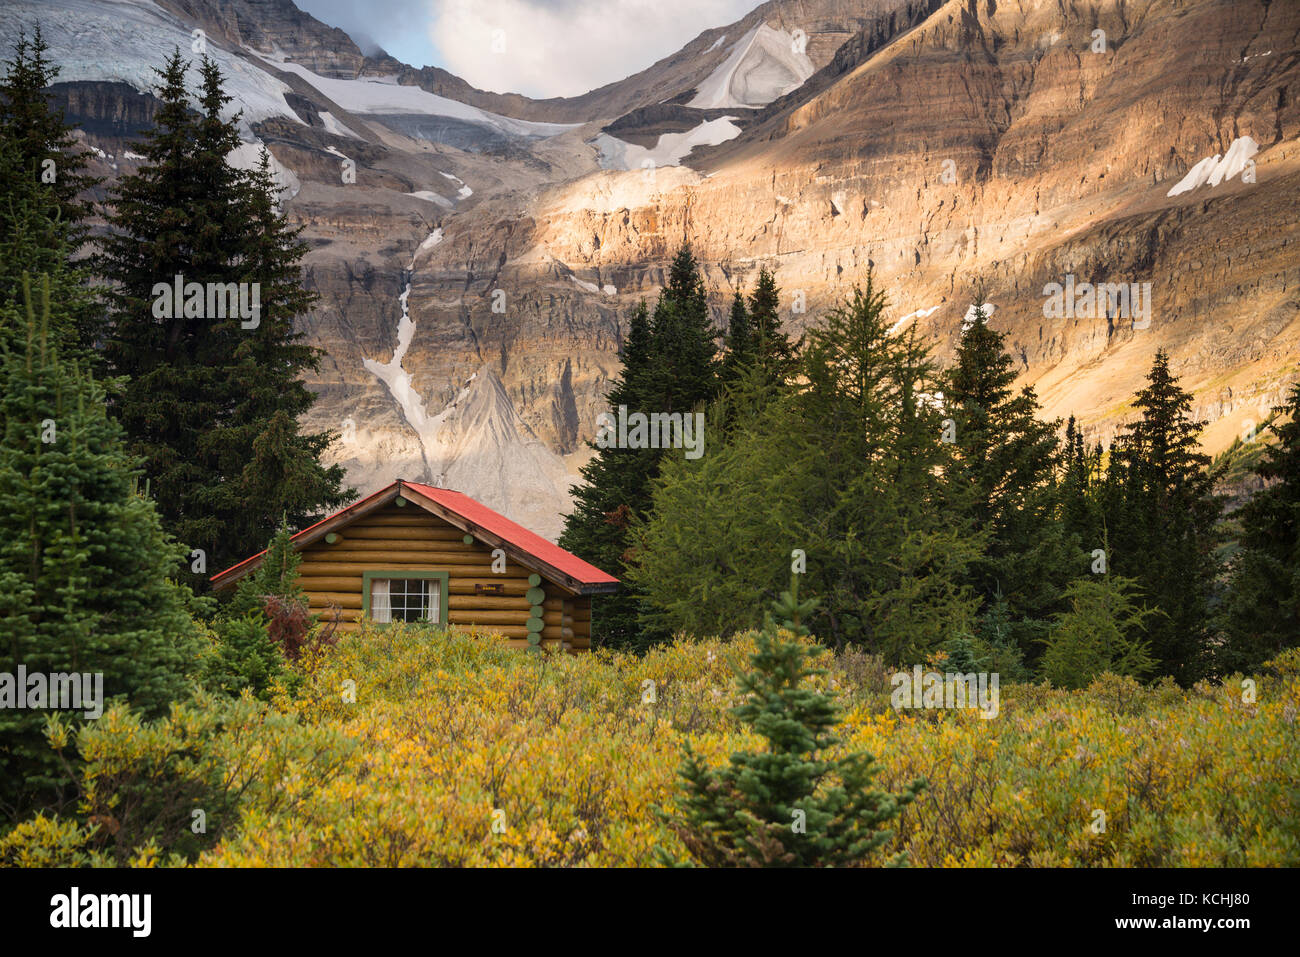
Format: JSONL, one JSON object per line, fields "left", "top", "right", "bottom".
{"left": 4, "top": 0, "right": 1298, "bottom": 539}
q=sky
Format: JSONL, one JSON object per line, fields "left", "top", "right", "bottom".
{"left": 296, "top": 0, "right": 760, "bottom": 99}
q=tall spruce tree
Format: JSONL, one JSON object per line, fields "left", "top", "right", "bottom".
{"left": 559, "top": 300, "right": 659, "bottom": 649}
{"left": 784, "top": 275, "right": 981, "bottom": 658}
{"left": 560, "top": 245, "right": 721, "bottom": 651}
{"left": 1102, "top": 351, "right": 1220, "bottom": 683}
{"left": 0, "top": 28, "right": 100, "bottom": 359}
{"left": 1218, "top": 384, "right": 1300, "bottom": 670}
{"left": 720, "top": 290, "right": 754, "bottom": 385}
{"left": 97, "top": 52, "right": 351, "bottom": 578}
{"left": 631, "top": 274, "right": 982, "bottom": 658}
{"left": 645, "top": 245, "right": 719, "bottom": 412}
{"left": 746, "top": 266, "right": 798, "bottom": 383}
{"left": 1060, "top": 415, "right": 1103, "bottom": 543}
{"left": 946, "top": 305, "right": 1068, "bottom": 658}
{"left": 0, "top": 278, "right": 198, "bottom": 818}
{"left": 0, "top": 27, "right": 97, "bottom": 241}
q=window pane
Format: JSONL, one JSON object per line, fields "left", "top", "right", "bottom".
{"left": 369, "top": 577, "right": 440, "bottom": 623}
{"left": 427, "top": 577, "right": 441, "bottom": 624}
{"left": 391, "top": 578, "right": 429, "bottom": 622}
{"left": 370, "top": 578, "right": 391, "bottom": 623}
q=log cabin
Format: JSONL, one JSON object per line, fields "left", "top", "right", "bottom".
{"left": 209, "top": 480, "right": 618, "bottom": 652}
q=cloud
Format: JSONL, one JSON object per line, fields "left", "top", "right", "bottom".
{"left": 296, "top": 0, "right": 760, "bottom": 99}
{"left": 296, "top": 0, "right": 440, "bottom": 65}
{"left": 431, "top": 0, "right": 760, "bottom": 98}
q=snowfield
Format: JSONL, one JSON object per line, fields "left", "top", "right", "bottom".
{"left": 888, "top": 305, "right": 941, "bottom": 335}
{"left": 407, "top": 191, "right": 453, "bottom": 208}
{"left": 440, "top": 171, "right": 473, "bottom": 199}
{"left": 416, "top": 229, "right": 445, "bottom": 253}
{"left": 274, "top": 62, "right": 578, "bottom": 140}
{"left": 227, "top": 141, "right": 301, "bottom": 201}
{"left": 962, "top": 303, "right": 996, "bottom": 331}
{"left": 594, "top": 116, "right": 743, "bottom": 171}
{"left": 688, "top": 24, "right": 814, "bottom": 110}
{"left": 0, "top": 0, "right": 576, "bottom": 147}
{"left": 0, "top": 0, "right": 298, "bottom": 130}
{"left": 362, "top": 244, "right": 572, "bottom": 539}
{"left": 318, "top": 111, "right": 363, "bottom": 140}
{"left": 1167, "top": 136, "right": 1259, "bottom": 197}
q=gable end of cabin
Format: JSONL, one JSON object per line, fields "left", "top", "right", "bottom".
{"left": 225, "top": 498, "right": 595, "bottom": 652}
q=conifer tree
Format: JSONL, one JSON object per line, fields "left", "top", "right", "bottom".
{"left": 663, "top": 592, "right": 922, "bottom": 867}
{"left": 793, "top": 276, "right": 981, "bottom": 657}
{"left": 946, "top": 305, "right": 1068, "bottom": 656}
{"left": 645, "top": 245, "right": 719, "bottom": 411}
{"left": 559, "top": 300, "right": 659, "bottom": 649}
{"left": 767, "top": 572, "right": 820, "bottom": 636}
{"left": 631, "top": 274, "right": 981, "bottom": 658}
{"left": 0, "top": 27, "right": 98, "bottom": 240}
{"left": 1039, "top": 575, "right": 1157, "bottom": 689}
{"left": 1060, "top": 415, "right": 1103, "bottom": 542}
{"left": 746, "top": 266, "right": 797, "bottom": 382}
{"left": 0, "top": 278, "right": 198, "bottom": 817}
{"left": 97, "top": 52, "right": 351, "bottom": 577}
{"left": 625, "top": 368, "right": 795, "bottom": 639}
{"left": 561, "top": 247, "right": 721, "bottom": 651}
{"left": 1218, "top": 384, "right": 1300, "bottom": 670}
{"left": 0, "top": 28, "right": 100, "bottom": 359}
{"left": 1102, "top": 351, "right": 1220, "bottom": 683}
{"left": 720, "top": 290, "right": 753, "bottom": 385}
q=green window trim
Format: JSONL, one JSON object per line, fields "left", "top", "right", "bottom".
{"left": 362, "top": 570, "right": 451, "bottom": 626}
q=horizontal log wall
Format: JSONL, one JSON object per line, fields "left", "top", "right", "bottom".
{"left": 300, "top": 502, "right": 590, "bottom": 652}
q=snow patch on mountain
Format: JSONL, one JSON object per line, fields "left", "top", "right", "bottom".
{"left": 417, "top": 229, "right": 445, "bottom": 253}
{"left": 440, "top": 171, "right": 473, "bottom": 198}
{"left": 687, "top": 23, "right": 814, "bottom": 109}
{"left": 363, "top": 283, "right": 433, "bottom": 451}
{"left": 227, "top": 141, "right": 300, "bottom": 201}
{"left": 594, "top": 116, "right": 742, "bottom": 171}
{"left": 0, "top": 0, "right": 298, "bottom": 130}
{"left": 569, "top": 275, "right": 616, "bottom": 297}
{"left": 888, "top": 305, "right": 940, "bottom": 335}
{"left": 318, "top": 111, "right": 363, "bottom": 140}
{"left": 962, "top": 303, "right": 996, "bottom": 331}
{"left": 275, "top": 62, "right": 577, "bottom": 139}
{"left": 1166, "top": 136, "right": 1259, "bottom": 197}
{"left": 408, "top": 191, "right": 453, "bottom": 208}
{"left": 363, "top": 273, "right": 571, "bottom": 538}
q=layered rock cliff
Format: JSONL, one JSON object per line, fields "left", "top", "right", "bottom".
{"left": 4, "top": 0, "right": 1298, "bottom": 539}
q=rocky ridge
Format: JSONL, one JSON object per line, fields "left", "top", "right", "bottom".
{"left": 4, "top": 0, "right": 1298, "bottom": 539}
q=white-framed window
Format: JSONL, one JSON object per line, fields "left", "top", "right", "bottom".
{"left": 368, "top": 576, "right": 442, "bottom": 623}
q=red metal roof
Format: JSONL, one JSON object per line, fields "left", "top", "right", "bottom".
{"left": 209, "top": 480, "right": 618, "bottom": 590}
{"left": 401, "top": 482, "right": 618, "bottom": 587}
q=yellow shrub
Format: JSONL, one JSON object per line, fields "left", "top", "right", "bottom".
{"left": 5, "top": 625, "right": 1297, "bottom": 867}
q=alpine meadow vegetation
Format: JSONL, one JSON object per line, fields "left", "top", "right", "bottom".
{"left": 3, "top": 625, "right": 1297, "bottom": 867}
